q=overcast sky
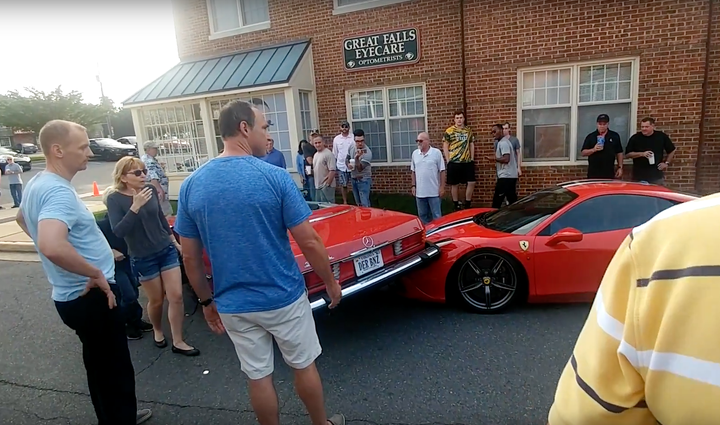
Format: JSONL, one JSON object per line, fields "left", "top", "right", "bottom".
{"left": 0, "top": 0, "right": 180, "bottom": 105}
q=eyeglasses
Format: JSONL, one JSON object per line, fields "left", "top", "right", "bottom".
{"left": 341, "top": 125, "right": 349, "bottom": 129}
{"left": 416, "top": 139, "right": 427, "bottom": 143}
{"left": 127, "top": 169, "right": 148, "bottom": 177}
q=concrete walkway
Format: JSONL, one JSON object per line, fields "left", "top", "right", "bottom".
{"left": 0, "top": 192, "right": 106, "bottom": 260}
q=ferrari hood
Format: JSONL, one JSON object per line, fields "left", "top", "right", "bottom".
{"left": 425, "top": 208, "right": 512, "bottom": 241}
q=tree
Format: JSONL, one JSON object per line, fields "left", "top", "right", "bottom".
{"left": 0, "top": 86, "right": 110, "bottom": 135}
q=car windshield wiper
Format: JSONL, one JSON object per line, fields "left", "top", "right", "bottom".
{"left": 475, "top": 212, "right": 489, "bottom": 226}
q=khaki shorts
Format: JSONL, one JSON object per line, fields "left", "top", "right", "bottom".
{"left": 220, "top": 293, "right": 322, "bottom": 380}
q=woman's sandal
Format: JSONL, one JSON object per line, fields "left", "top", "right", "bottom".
{"left": 154, "top": 338, "right": 167, "bottom": 348}
{"left": 327, "top": 413, "right": 346, "bottom": 425}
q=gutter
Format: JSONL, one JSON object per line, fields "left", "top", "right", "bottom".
{"left": 694, "top": 0, "right": 715, "bottom": 193}
{"left": 460, "top": 0, "right": 467, "bottom": 114}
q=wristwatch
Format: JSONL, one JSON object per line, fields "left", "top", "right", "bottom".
{"left": 199, "top": 297, "right": 214, "bottom": 307}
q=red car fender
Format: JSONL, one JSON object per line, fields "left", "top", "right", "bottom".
{"left": 400, "top": 238, "right": 475, "bottom": 302}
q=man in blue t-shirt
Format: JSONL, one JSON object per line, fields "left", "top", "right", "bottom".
{"left": 174, "top": 100, "right": 345, "bottom": 425}
{"left": 16, "top": 120, "right": 151, "bottom": 425}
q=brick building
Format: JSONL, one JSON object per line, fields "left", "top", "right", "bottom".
{"left": 124, "top": 0, "right": 719, "bottom": 204}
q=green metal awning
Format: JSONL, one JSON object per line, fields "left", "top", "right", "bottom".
{"left": 124, "top": 40, "right": 310, "bottom": 106}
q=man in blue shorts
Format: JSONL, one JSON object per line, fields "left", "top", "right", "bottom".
{"left": 16, "top": 120, "right": 151, "bottom": 425}
{"left": 174, "top": 100, "right": 345, "bottom": 425}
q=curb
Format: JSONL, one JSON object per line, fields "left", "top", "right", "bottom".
{"left": 0, "top": 241, "right": 36, "bottom": 253}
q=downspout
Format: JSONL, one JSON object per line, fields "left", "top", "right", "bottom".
{"left": 460, "top": 0, "right": 467, "bottom": 114}
{"left": 694, "top": 0, "right": 714, "bottom": 193}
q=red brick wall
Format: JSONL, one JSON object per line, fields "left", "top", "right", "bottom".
{"left": 697, "top": 0, "right": 720, "bottom": 194}
{"left": 171, "top": 0, "right": 719, "bottom": 204}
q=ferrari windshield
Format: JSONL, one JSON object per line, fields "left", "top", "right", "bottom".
{"left": 475, "top": 186, "right": 578, "bottom": 234}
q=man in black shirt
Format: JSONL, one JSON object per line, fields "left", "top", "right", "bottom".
{"left": 625, "top": 117, "right": 676, "bottom": 185}
{"left": 581, "top": 114, "right": 624, "bottom": 179}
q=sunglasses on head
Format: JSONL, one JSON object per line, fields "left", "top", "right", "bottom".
{"left": 127, "top": 169, "right": 148, "bottom": 177}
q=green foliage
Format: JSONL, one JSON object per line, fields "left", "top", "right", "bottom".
{"left": 0, "top": 86, "right": 111, "bottom": 135}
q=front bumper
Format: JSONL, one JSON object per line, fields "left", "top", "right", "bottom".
{"left": 308, "top": 242, "right": 441, "bottom": 311}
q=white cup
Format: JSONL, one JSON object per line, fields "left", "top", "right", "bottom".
{"left": 648, "top": 152, "right": 655, "bottom": 165}
{"left": 349, "top": 158, "right": 356, "bottom": 170}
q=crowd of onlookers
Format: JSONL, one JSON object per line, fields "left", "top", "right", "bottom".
{"left": 273, "top": 109, "right": 677, "bottom": 224}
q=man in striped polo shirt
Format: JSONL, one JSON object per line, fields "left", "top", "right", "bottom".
{"left": 548, "top": 193, "right": 720, "bottom": 424}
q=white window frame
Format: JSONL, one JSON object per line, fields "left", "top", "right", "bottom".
{"left": 345, "top": 82, "right": 428, "bottom": 166}
{"left": 516, "top": 57, "right": 640, "bottom": 167}
{"left": 206, "top": 0, "right": 271, "bottom": 40}
{"left": 207, "top": 89, "right": 293, "bottom": 169}
{"left": 332, "top": 0, "right": 412, "bottom": 15}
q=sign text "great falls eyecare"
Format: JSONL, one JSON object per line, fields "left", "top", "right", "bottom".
{"left": 343, "top": 28, "right": 420, "bottom": 71}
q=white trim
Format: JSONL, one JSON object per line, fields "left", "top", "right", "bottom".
{"left": 206, "top": 0, "right": 270, "bottom": 40}
{"left": 345, "top": 82, "right": 428, "bottom": 166}
{"left": 332, "top": 0, "right": 412, "bottom": 15}
{"left": 123, "top": 83, "right": 290, "bottom": 109}
{"left": 517, "top": 57, "right": 640, "bottom": 167}
{"left": 208, "top": 22, "right": 271, "bottom": 40}
{"left": 594, "top": 290, "right": 720, "bottom": 389}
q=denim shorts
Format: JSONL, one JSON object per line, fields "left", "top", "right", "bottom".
{"left": 131, "top": 244, "right": 180, "bottom": 282}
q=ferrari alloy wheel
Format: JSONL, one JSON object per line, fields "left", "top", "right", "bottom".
{"left": 455, "top": 251, "right": 520, "bottom": 314}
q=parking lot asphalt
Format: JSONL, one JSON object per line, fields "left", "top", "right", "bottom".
{"left": 0, "top": 261, "right": 590, "bottom": 425}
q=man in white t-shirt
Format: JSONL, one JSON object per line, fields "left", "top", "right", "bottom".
{"left": 411, "top": 132, "right": 446, "bottom": 224}
{"left": 332, "top": 121, "right": 354, "bottom": 204}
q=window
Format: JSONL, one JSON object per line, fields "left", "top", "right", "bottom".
{"left": 347, "top": 84, "right": 426, "bottom": 163}
{"left": 142, "top": 104, "right": 208, "bottom": 173}
{"left": 478, "top": 186, "right": 579, "bottom": 235}
{"left": 210, "top": 93, "right": 292, "bottom": 167}
{"left": 208, "top": 0, "right": 269, "bottom": 37}
{"left": 519, "top": 59, "right": 637, "bottom": 164}
{"left": 0, "top": 137, "right": 11, "bottom": 148}
{"left": 545, "top": 194, "right": 677, "bottom": 235}
{"left": 333, "top": 0, "right": 412, "bottom": 14}
{"left": 299, "top": 91, "right": 315, "bottom": 142}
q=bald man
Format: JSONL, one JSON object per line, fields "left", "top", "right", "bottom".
{"left": 411, "top": 132, "right": 446, "bottom": 224}
{"left": 16, "top": 120, "right": 152, "bottom": 424}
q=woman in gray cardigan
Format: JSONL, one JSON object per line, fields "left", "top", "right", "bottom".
{"left": 106, "top": 157, "right": 199, "bottom": 357}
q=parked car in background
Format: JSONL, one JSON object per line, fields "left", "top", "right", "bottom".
{"left": 169, "top": 201, "right": 441, "bottom": 311}
{"left": 89, "top": 138, "right": 138, "bottom": 161}
{"left": 0, "top": 147, "right": 31, "bottom": 174}
{"left": 116, "top": 136, "right": 137, "bottom": 147}
{"left": 398, "top": 180, "right": 698, "bottom": 314}
{"left": 14, "top": 143, "right": 38, "bottom": 154}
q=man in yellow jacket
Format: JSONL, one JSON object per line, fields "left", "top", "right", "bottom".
{"left": 548, "top": 193, "right": 720, "bottom": 425}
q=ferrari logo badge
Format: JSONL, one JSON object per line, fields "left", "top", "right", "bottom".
{"left": 519, "top": 240, "right": 529, "bottom": 251}
{"left": 482, "top": 277, "right": 491, "bottom": 285}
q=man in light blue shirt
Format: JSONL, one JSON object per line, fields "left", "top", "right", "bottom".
{"left": 174, "top": 100, "right": 346, "bottom": 425}
{"left": 16, "top": 120, "right": 151, "bottom": 425}
{"left": 261, "top": 137, "right": 287, "bottom": 168}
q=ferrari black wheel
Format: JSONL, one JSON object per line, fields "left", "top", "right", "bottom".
{"left": 455, "top": 250, "right": 522, "bottom": 314}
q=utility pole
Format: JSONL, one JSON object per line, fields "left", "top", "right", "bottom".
{"left": 96, "top": 63, "right": 113, "bottom": 138}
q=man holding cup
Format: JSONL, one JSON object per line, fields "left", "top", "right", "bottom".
{"left": 580, "top": 114, "right": 624, "bottom": 179}
{"left": 625, "top": 116, "right": 676, "bottom": 185}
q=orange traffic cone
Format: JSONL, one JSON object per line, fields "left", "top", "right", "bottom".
{"left": 92, "top": 181, "right": 100, "bottom": 197}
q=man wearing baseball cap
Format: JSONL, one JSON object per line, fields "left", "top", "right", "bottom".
{"left": 580, "top": 114, "right": 624, "bottom": 179}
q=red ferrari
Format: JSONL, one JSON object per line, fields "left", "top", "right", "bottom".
{"left": 170, "top": 201, "right": 441, "bottom": 311}
{"left": 398, "top": 180, "right": 697, "bottom": 314}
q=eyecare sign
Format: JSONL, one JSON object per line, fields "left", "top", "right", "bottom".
{"left": 343, "top": 28, "right": 420, "bottom": 71}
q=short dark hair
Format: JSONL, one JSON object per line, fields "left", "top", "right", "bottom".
{"left": 493, "top": 123, "right": 503, "bottom": 131}
{"left": 454, "top": 109, "right": 465, "bottom": 117}
{"left": 641, "top": 116, "right": 656, "bottom": 125}
{"left": 298, "top": 139, "right": 307, "bottom": 154}
{"left": 353, "top": 128, "right": 365, "bottom": 137}
{"left": 503, "top": 122, "right": 511, "bottom": 128}
{"left": 219, "top": 100, "right": 256, "bottom": 139}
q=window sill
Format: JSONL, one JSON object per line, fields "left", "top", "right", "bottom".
{"left": 208, "top": 22, "right": 271, "bottom": 41}
{"left": 520, "top": 158, "right": 634, "bottom": 167}
{"left": 369, "top": 161, "right": 412, "bottom": 167}
{"left": 332, "top": 0, "right": 411, "bottom": 15}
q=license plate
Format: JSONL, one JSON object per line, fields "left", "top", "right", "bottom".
{"left": 353, "top": 249, "right": 384, "bottom": 277}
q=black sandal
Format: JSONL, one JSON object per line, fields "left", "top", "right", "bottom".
{"left": 154, "top": 338, "right": 167, "bottom": 348}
